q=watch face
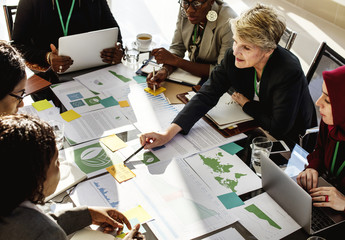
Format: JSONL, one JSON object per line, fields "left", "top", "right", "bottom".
{"left": 206, "top": 10, "right": 218, "bottom": 22}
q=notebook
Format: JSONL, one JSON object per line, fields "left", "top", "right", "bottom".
{"left": 261, "top": 153, "right": 345, "bottom": 235}
{"left": 58, "top": 27, "right": 118, "bottom": 73}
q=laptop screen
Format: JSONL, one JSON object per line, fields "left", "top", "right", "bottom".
{"left": 284, "top": 144, "right": 309, "bottom": 178}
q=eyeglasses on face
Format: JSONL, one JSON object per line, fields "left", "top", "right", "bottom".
{"left": 179, "top": 0, "right": 208, "bottom": 10}
{"left": 9, "top": 89, "right": 26, "bottom": 103}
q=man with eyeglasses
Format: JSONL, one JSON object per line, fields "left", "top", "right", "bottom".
{"left": 147, "top": 0, "right": 237, "bottom": 90}
{"left": 0, "top": 41, "right": 27, "bottom": 115}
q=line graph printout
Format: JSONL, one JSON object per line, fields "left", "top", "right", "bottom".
{"left": 230, "top": 192, "right": 300, "bottom": 240}
{"left": 184, "top": 147, "right": 262, "bottom": 196}
{"left": 129, "top": 157, "right": 238, "bottom": 240}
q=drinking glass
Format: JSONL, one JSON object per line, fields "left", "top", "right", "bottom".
{"left": 48, "top": 120, "right": 65, "bottom": 150}
{"left": 251, "top": 136, "right": 273, "bottom": 167}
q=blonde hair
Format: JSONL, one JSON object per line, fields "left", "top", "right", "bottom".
{"left": 230, "top": 3, "right": 286, "bottom": 51}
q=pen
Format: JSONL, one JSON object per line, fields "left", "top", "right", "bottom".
{"left": 153, "top": 67, "right": 156, "bottom": 93}
{"left": 123, "top": 144, "right": 146, "bottom": 164}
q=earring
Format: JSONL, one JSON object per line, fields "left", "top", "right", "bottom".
{"left": 206, "top": 10, "right": 217, "bottom": 22}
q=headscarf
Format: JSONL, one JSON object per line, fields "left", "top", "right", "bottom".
{"left": 323, "top": 65, "right": 345, "bottom": 141}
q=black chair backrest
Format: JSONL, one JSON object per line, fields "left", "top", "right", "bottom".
{"left": 279, "top": 27, "right": 297, "bottom": 50}
{"left": 3, "top": 5, "right": 17, "bottom": 41}
{"left": 306, "top": 41, "right": 345, "bottom": 125}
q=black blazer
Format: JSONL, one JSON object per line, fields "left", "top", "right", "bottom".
{"left": 12, "top": 0, "right": 122, "bottom": 68}
{"left": 173, "top": 46, "right": 316, "bottom": 143}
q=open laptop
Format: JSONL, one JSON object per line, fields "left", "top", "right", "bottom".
{"left": 58, "top": 27, "right": 118, "bottom": 73}
{"left": 261, "top": 152, "right": 345, "bottom": 235}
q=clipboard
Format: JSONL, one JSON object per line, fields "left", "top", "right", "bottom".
{"left": 176, "top": 86, "right": 258, "bottom": 138}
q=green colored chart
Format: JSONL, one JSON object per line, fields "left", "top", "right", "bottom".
{"left": 108, "top": 70, "right": 131, "bottom": 82}
{"left": 245, "top": 204, "right": 282, "bottom": 230}
{"left": 73, "top": 142, "right": 112, "bottom": 174}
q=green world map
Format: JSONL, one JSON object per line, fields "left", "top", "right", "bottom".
{"left": 199, "top": 152, "right": 246, "bottom": 192}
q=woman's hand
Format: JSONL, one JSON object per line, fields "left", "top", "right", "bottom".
{"left": 140, "top": 124, "right": 182, "bottom": 149}
{"left": 101, "top": 43, "right": 123, "bottom": 65}
{"left": 151, "top": 48, "right": 178, "bottom": 66}
{"left": 232, "top": 92, "right": 249, "bottom": 107}
{"left": 310, "top": 186, "right": 345, "bottom": 211}
{"left": 146, "top": 68, "right": 168, "bottom": 89}
{"left": 296, "top": 168, "right": 319, "bottom": 192}
{"left": 123, "top": 224, "right": 146, "bottom": 240}
{"left": 49, "top": 44, "right": 73, "bottom": 73}
{"left": 88, "top": 207, "right": 131, "bottom": 235}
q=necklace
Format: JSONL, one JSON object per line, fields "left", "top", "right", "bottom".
{"left": 55, "top": 0, "right": 76, "bottom": 36}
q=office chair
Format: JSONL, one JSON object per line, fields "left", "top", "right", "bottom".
{"left": 3, "top": 5, "right": 17, "bottom": 41}
{"left": 279, "top": 27, "right": 297, "bottom": 50}
{"left": 299, "top": 41, "right": 345, "bottom": 151}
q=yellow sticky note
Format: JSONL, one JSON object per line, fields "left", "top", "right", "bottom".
{"left": 124, "top": 205, "right": 153, "bottom": 223}
{"left": 100, "top": 134, "right": 127, "bottom": 152}
{"left": 32, "top": 99, "right": 53, "bottom": 111}
{"left": 106, "top": 163, "right": 136, "bottom": 183}
{"left": 60, "top": 110, "right": 81, "bottom": 122}
{"left": 118, "top": 100, "right": 130, "bottom": 107}
{"left": 144, "top": 87, "right": 166, "bottom": 96}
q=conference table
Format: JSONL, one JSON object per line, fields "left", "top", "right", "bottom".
{"left": 32, "top": 60, "right": 341, "bottom": 240}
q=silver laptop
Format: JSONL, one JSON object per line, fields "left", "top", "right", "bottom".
{"left": 58, "top": 27, "right": 118, "bottom": 73}
{"left": 261, "top": 153, "right": 345, "bottom": 234}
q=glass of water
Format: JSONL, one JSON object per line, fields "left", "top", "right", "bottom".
{"left": 251, "top": 136, "right": 273, "bottom": 169}
{"left": 48, "top": 120, "right": 65, "bottom": 150}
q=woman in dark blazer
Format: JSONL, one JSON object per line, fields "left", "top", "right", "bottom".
{"left": 140, "top": 4, "right": 316, "bottom": 149}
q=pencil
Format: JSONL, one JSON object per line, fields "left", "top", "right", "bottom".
{"left": 123, "top": 144, "right": 146, "bottom": 164}
{"left": 153, "top": 67, "right": 156, "bottom": 93}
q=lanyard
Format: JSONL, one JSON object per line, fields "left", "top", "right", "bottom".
{"left": 55, "top": 0, "right": 75, "bottom": 36}
{"left": 254, "top": 70, "right": 259, "bottom": 96}
{"left": 193, "top": 24, "right": 204, "bottom": 45}
{"left": 330, "top": 141, "right": 345, "bottom": 177}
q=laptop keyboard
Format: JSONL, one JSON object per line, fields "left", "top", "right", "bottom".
{"left": 311, "top": 206, "right": 336, "bottom": 232}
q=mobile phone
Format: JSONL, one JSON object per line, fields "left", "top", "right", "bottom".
{"left": 271, "top": 140, "right": 290, "bottom": 153}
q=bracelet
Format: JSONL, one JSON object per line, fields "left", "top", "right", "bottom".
{"left": 160, "top": 66, "right": 170, "bottom": 77}
{"left": 46, "top": 52, "right": 52, "bottom": 65}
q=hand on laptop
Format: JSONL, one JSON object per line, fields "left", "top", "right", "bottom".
{"left": 49, "top": 44, "right": 74, "bottom": 73}
{"left": 310, "top": 186, "right": 345, "bottom": 211}
{"left": 297, "top": 168, "right": 319, "bottom": 191}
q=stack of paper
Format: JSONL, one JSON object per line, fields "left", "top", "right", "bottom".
{"left": 206, "top": 92, "right": 253, "bottom": 129}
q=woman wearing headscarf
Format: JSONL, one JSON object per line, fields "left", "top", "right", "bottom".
{"left": 297, "top": 65, "right": 345, "bottom": 211}
{"left": 140, "top": 4, "right": 315, "bottom": 149}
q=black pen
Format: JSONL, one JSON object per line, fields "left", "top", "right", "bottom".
{"left": 123, "top": 144, "right": 146, "bottom": 164}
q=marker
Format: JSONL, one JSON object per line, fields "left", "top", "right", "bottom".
{"left": 153, "top": 67, "right": 156, "bottom": 93}
{"left": 123, "top": 143, "right": 146, "bottom": 164}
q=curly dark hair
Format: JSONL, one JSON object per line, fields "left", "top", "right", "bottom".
{"left": 0, "top": 114, "right": 56, "bottom": 217}
{"left": 0, "top": 40, "right": 26, "bottom": 101}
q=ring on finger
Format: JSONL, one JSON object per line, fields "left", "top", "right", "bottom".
{"left": 325, "top": 195, "right": 329, "bottom": 202}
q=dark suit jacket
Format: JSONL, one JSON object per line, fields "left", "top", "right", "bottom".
{"left": 173, "top": 46, "right": 316, "bottom": 143}
{"left": 12, "top": 0, "right": 122, "bottom": 68}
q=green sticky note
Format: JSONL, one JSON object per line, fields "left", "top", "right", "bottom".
{"left": 32, "top": 99, "right": 53, "bottom": 111}
{"left": 133, "top": 75, "right": 147, "bottom": 83}
{"left": 219, "top": 142, "right": 243, "bottom": 155}
{"left": 100, "top": 96, "right": 119, "bottom": 107}
{"left": 217, "top": 192, "right": 244, "bottom": 209}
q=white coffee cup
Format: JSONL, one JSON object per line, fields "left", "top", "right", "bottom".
{"left": 136, "top": 33, "right": 152, "bottom": 50}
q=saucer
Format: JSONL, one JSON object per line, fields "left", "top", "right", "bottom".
{"left": 132, "top": 41, "right": 156, "bottom": 52}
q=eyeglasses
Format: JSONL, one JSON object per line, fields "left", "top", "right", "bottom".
{"left": 180, "top": 0, "right": 208, "bottom": 10}
{"left": 9, "top": 89, "right": 26, "bottom": 104}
